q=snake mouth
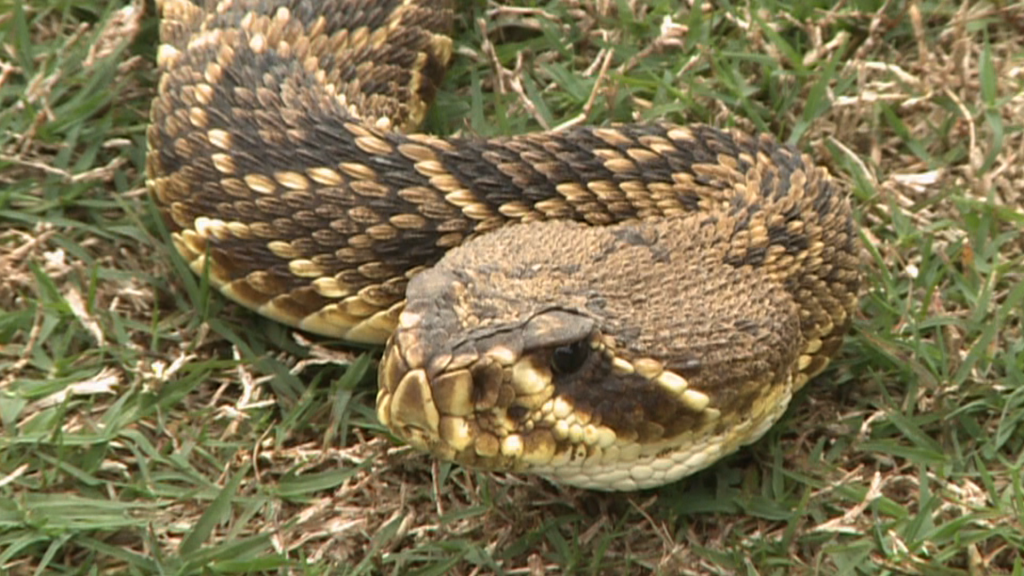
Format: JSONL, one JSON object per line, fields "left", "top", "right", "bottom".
{"left": 374, "top": 305, "right": 792, "bottom": 491}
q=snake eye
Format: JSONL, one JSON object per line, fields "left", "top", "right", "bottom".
{"left": 550, "top": 341, "right": 590, "bottom": 375}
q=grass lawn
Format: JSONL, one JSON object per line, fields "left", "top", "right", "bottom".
{"left": 2, "top": 0, "right": 1023, "bottom": 573}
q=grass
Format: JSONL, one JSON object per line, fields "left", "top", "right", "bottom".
{"left": 1, "top": 0, "right": 1023, "bottom": 573}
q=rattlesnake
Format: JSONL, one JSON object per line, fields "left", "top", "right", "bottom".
{"left": 148, "top": 0, "right": 861, "bottom": 490}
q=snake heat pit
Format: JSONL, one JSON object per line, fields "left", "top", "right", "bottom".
{"left": 147, "top": 0, "right": 861, "bottom": 491}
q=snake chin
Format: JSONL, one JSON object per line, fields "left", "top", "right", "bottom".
{"left": 375, "top": 219, "right": 806, "bottom": 490}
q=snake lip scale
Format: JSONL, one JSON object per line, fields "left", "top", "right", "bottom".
{"left": 148, "top": 0, "right": 862, "bottom": 491}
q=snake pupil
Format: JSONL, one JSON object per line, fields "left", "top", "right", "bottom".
{"left": 550, "top": 341, "right": 590, "bottom": 375}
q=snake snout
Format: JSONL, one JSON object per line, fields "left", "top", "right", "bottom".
{"left": 378, "top": 304, "right": 581, "bottom": 470}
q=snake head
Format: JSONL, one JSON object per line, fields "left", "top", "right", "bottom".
{"left": 376, "top": 219, "right": 805, "bottom": 491}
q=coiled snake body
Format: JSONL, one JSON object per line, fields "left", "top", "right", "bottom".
{"left": 148, "top": 0, "right": 861, "bottom": 491}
